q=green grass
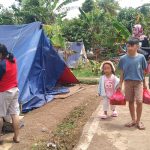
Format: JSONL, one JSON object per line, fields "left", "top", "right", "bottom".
{"left": 32, "top": 106, "right": 86, "bottom": 150}
{"left": 72, "top": 68, "right": 99, "bottom": 78}
{"left": 72, "top": 67, "right": 120, "bottom": 78}
{"left": 53, "top": 106, "right": 85, "bottom": 137}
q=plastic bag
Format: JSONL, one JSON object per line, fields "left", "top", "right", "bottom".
{"left": 110, "top": 90, "right": 126, "bottom": 105}
{"left": 143, "top": 89, "right": 150, "bottom": 104}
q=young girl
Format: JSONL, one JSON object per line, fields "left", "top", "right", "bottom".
{"left": 0, "top": 44, "right": 20, "bottom": 144}
{"left": 98, "top": 61, "right": 119, "bottom": 119}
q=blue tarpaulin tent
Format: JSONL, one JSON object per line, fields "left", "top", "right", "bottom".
{"left": 58, "top": 42, "right": 88, "bottom": 68}
{"left": 0, "top": 22, "right": 78, "bottom": 112}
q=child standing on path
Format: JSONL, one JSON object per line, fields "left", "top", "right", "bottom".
{"left": 0, "top": 44, "right": 20, "bottom": 144}
{"left": 98, "top": 61, "right": 119, "bottom": 119}
{"left": 118, "top": 37, "right": 147, "bottom": 130}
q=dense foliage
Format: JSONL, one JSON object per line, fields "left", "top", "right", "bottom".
{"left": 62, "top": 0, "right": 150, "bottom": 51}
{"left": 0, "top": 0, "right": 78, "bottom": 24}
{"left": 0, "top": 0, "right": 149, "bottom": 53}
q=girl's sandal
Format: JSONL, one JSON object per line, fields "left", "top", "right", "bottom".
{"left": 136, "top": 122, "right": 145, "bottom": 130}
{"left": 13, "top": 137, "right": 20, "bottom": 143}
{"left": 125, "top": 122, "right": 136, "bottom": 127}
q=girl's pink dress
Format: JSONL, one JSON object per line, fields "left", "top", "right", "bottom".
{"left": 104, "top": 75, "right": 115, "bottom": 98}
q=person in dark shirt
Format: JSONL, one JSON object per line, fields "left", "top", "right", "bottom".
{"left": 0, "top": 44, "right": 20, "bottom": 144}
{"left": 141, "top": 37, "right": 150, "bottom": 48}
{"left": 141, "top": 37, "right": 150, "bottom": 60}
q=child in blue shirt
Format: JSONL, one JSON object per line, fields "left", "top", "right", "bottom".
{"left": 118, "top": 37, "right": 147, "bottom": 130}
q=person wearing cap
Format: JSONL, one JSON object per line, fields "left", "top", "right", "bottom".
{"left": 98, "top": 61, "right": 119, "bottom": 119}
{"left": 118, "top": 37, "right": 147, "bottom": 130}
{"left": 0, "top": 44, "right": 20, "bottom": 144}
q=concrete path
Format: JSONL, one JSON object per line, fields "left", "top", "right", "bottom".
{"left": 75, "top": 103, "right": 150, "bottom": 150}
{"left": 0, "top": 136, "right": 12, "bottom": 150}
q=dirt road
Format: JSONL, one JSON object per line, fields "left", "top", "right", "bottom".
{"left": 0, "top": 85, "right": 99, "bottom": 150}
{"left": 2, "top": 83, "right": 150, "bottom": 150}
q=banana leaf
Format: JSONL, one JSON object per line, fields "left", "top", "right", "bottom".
{"left": 79, "top": 7, "right": 90, "bottom": 23}
{"left": 113, "top": 20, "right": 131, "bottom": 39}
{"left": 56, "top": 0, "right": 78, "bottom": 10}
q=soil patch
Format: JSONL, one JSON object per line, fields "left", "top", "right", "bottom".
{"left": 32, "top": 91, "right": 99, "bottom": 150}
{"left": 3, "top": 85, "right": 99, "bottom": 150}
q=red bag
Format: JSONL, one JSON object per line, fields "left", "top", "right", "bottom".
{"left": 143, "top": 89, "right": 150, "bottom": 104}
{"left": 110, "top": 90, "right": 126, "bottom": 105}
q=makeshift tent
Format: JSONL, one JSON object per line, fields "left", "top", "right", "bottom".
{"left": 0, "top": 22, "right": 78, "bottom": 112}
{"left": 58, "top": 42, "right": 88, "bottom": 68}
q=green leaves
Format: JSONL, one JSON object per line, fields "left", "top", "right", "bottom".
{"left": 0, "top": 0, "right": 79, "bottom": 24}
{"left": 89, "top": 60, "right": 101, "bottom": 75}
{"left": 81, "top": 0, "right": 94, "bottom": 13}
{"left": 56, "top": 0, "right": 78, "bottom": 10}
{"left": 2, "top": 0, "right": 148, "bottom": 56}
{"left": 44, "top": 24, "right": 66, "bottom": 48}
{"left": 98, "top": 0, "right": 120, "bottom": 16}
{"left": 79, "top": 7, "right": 90, "bottom": 23}
{"left": 51, "top": 0, "right": 59, "bottom": 10}
{"left": 113, "top": 20, "right": 131, "bottom": 40}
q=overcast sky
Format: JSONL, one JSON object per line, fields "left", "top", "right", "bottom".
{"left": 0, "top": 0, "right": 150, "bottom": 19}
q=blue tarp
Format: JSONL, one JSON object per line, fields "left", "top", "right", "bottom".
{"left": 66, "top": 42, "right": 84, "bottom": 68}
{"left": 0, "top": 22, "right": 69, "bottom": 112}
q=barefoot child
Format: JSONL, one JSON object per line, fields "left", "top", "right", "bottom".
{"left": 98, "top": 61, "right": 119, "bottom": 119}
{"left": 118, "top": 37, "right": 147, "bottom": 130}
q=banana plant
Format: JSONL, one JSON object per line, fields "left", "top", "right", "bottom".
{"left": 79, "top": 7, "right": 90, "bottom": 24}
{"left": 113, "top": 20, "right": 131, "bottom": 44}
{"left": 89, "top": 60, "right": 101, "bottom": 75}
{"left": 44, "top": 24, "right": 65, "bottom": 48}
{"left": 14, "top": 0, "right": 79, "bottom": 24}
{"left": 98, "top": 0, "right": 120, "bottom": 16}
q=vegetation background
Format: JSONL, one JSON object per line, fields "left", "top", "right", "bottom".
{"left": 0, "top": 0, "right": 149, "bottom": 77}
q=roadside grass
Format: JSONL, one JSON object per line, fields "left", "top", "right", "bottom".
{"left": 72, "top": 68, "right": 99, "bottom": 78}
{"left": 32, "top": 106, "right": 86, "bottom": 150}
{"left": 54, "top": 106, "right": 85, "bottom": 135}
{"left": 31, "top": 93, "right": 99, "bottom": 150}
{"left": 51, "top": 106, "right": 85, "bottom": 149}
{"left": 72, "top": 65, "right": 120, "bottom": 85}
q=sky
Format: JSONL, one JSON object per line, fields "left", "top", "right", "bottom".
{"left": 0, "top": 0, "right": 150, "bottom": 19}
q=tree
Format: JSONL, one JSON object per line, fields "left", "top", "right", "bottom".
{"left": 62, "top": 18, "right": 91, "bottom": 49}
{"left": 139, "top": 6, "right": 150, "bottom": 17}
{"left": 0, "top": 0, "right": 78, "bottom": 24}
{"left": 117, "top": 8, "right": 141, "bottom": 32}
{"left": 81, "top": 0, "right": 94, "bottom": 13}
{"left": 117, "top": 4, "right": 150, "bottom": 34}
{"left": 138, "top": 4, "right": 150, "bottom": 37}
{"left": 98, "top": 0, "right": 120, "bottom": 16}
{"left": 0, "top": 6, "right": 14, "bottom": 25}
{"left": 80, "top": 1, "right": 121, "bottom": 48}
{"left": 62, "top": 0, "right": 132, "bottom": 55}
